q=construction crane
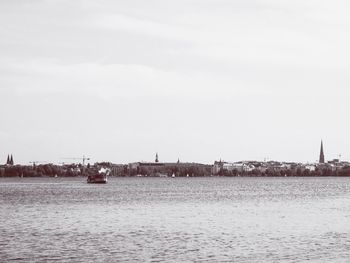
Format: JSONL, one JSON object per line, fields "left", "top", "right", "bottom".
{"left": 60, "top": 155, "right": 91, "bottom": 166}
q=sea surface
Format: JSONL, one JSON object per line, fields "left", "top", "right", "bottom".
{"left": 1, "top": 177, "right": 350, "bottom": 262}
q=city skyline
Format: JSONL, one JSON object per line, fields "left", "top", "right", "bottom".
{"left": 0, "top": 140, "right": 346, "bottom": 165}
{"left": 1, "top": 0, "right": 350, "bottom": 164}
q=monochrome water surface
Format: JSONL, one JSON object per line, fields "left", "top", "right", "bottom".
{"left": 1, "top": 177, "right": 350, "bottom": 262}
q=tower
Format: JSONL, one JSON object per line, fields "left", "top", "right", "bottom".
{"left": 155, "top": 153, "right": 159, "bottom": 163}
{"left": 319, "top": 140, "right": 325, "bottom": 164}
{"left": 6, "top": 154, "right": 14, "bottom": 165}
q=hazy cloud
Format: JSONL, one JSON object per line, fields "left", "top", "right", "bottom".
{"left": 1, "top": 0, "right": 350, "bottom": 164}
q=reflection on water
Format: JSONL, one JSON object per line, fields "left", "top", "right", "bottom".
{"left": 1, "top": 177, "right": 350, "bottom": 262}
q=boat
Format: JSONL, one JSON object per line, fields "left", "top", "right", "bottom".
{"left": 87, "top": 173, "right": 107, "bottom": 184}
{"left": 87, "top": 167, "right": 109, "bottom": 184}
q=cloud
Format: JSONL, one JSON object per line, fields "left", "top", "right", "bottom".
{"left": 1, "top": 0, "right": 350, "bottom": 163}
{"left": 0, "top": 57, "right": 264, "bottom": 100}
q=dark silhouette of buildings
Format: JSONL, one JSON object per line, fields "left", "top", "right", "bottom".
{"left": 319, "top": 140, "right": 325, "bottom": 163}
{"left": 6, "top": 154, "right": 14, "bottom": 165}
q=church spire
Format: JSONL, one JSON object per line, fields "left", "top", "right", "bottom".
{"left": 155, "top": 153, "right": 159, "bottom": 163}
{"left": 319, "top": 140, "right": 325, "bottom": 163}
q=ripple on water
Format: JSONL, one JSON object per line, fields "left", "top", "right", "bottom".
{"left": 1, "top": 177, "right": 350, "bottom": 262}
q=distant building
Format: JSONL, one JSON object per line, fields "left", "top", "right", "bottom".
{"left": 319, "top": 141, "right": 325, "bottom": 163}
{"left": 6, "top": 154, "right": 14, "bottom": 166}
{"left": 304, "top": 164, "right": 316, "bottom": 171}
{"left": 110, "top": 164, "right": 128, "bottom": 176}
{"left": 212, "top": 160, "right": 256, "bottom": 175}
{"left": 328, "top": 159, "right": 339, "bottom": 165}
{"left": 212, "top": 160, "right": 224, "bottom": 174}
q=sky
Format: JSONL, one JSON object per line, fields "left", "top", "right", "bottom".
{"left": 1, "top": 0, "right": 350, "bottom": 165}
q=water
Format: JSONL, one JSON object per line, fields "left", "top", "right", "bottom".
{"left": 1, "top": 177, "right": 350, "bottom": 262}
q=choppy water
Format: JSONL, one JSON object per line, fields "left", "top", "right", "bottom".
{"left": 1, "top": 177, "right": 350, "bottom": 262}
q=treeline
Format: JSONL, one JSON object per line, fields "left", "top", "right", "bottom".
{"left": 217, "top": 166, "right": 350, "bottom": 177}
{"left": 0, "top": 163, "right": 213, "bottom": 177}
{"left": 130, "top": 164, "right": 212, "bottom": 177}
{"left": 0, "top": 164, "right": 101, "bottom": 177}
{"left": 2, "top": 164, "right": 350, "bottom": 177}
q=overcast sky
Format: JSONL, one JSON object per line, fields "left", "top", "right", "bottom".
{"left": 1, "top": 0, "right": 350, "bottom": 164}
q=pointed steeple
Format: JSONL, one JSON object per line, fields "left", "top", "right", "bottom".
{"left": 319, "top": 140, "right": 325, "bottom": 164}
{"left": 6, "top": 154, "right": 10, "bottom": 165}
{"left": 155, "top": 153, "right": 159, "bottom": 163}
{"left": 10, "top": 154, "right": 14, "bottom": 165}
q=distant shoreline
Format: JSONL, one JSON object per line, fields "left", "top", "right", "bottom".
{"left": 1, "top": 160, "right": 350, "bottom": 178}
